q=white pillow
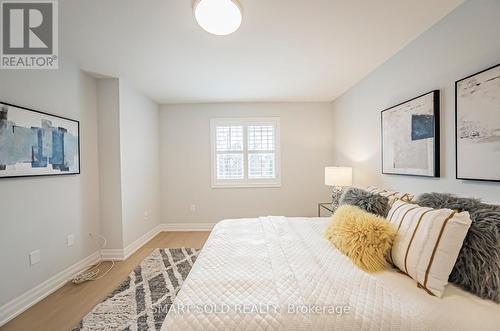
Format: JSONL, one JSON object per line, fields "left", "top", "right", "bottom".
{"left": 365, "top": 186, "right": 414, "bottom": 205}
{"left": 387, "top": 200, "right": 471, "bottom": 297}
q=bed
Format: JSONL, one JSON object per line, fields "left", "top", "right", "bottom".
{"left": 162, "top": 217, "right": 500, "bottom": 331}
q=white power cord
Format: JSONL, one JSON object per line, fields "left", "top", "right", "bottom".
{"left": 71, "top": 233, "right": 115, "bottom": 285}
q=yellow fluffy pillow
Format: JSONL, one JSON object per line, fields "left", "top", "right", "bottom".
{"left": 325, "top": 205, "right": 397, "bottom": 272}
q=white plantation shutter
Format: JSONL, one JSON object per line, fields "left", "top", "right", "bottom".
{"left": 248, "top": 153, "right": 275, "bottom": 178}
{"left": 248, "top": 125, "right": 274, "bottom": 151}
{"left": 211, "top": 118, "right": 280, "bottom": 187}
{"left": 248, "top": 125, "right": 275, "bottom": 179}
{"left": 216, "top": 126, "right": 243, "bottom": 151}
{"left": 215, "top": 126, "right": 244, "bottom": 179}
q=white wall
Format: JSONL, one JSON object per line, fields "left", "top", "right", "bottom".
{"left": 119, "top": 81, "right": 161, "bottom": 246}
{"left": 0, "top": 59, "right": 101, "bottom": 306}
{"left": 0, "top": 73, "right": 160, "bottom": 311}
{"left": 96, "top": 78, "right": 161, "bottom": 249}
{"left": 160, "top": 103, "right": 334, "bottom": 223}
{"left": 96, "top": 78, "right": 124, "bottom": 249}
{"left": 331, "top": 0, "right": 500, "bottom": 203}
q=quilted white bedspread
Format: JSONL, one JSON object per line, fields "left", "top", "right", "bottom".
{"left": 162, "top": 217, "right": 500, "bottom": 331}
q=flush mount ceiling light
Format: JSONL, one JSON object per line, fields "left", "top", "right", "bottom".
{"left": 193, "top": 0, "right": 243, "bottom": 36}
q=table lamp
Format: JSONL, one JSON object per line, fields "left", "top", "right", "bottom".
{"left": 325, "top": 166, "right": 353, "bottom": 209}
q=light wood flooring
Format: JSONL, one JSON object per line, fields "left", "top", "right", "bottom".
{"left": 1, "top": 231, "right": 211, "bottom": 331}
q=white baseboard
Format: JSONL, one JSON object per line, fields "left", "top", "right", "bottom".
{"left": 0, "top": 222, "right": 213, "bottom": 326}
{"left": 123, "top": 224, "right": 162, "bottom": 259}
{"left": 160, "top": 222, "right": 216, "bottom": 231}
{"left": 101, "top": 224, "right": 163, "bottom": 261}
{"left": 100, "top": 248, "right": 125, "bottom": 261}
{"left": 0, "top": 251, "right": 100, "bottom": 327}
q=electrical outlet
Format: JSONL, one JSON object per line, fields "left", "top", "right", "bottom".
{"left": 29, "top": 250, "right": 41, "bottom": 266}
{"left": 144, "top": 211, "right": 149, "bottom": 222}
{"left": 67, "top": 234, "right": 75, "bottom": 247}
{"left": 190, "top": 204, "right": 196, "bottom": 213}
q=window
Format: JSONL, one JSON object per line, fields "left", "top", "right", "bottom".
{"left": 211, "top": 118, "right": 281, "bottom": 187}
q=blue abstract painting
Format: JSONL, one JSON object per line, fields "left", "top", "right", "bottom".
{"left": 0, "top": 102, "right": 79, "bottom": 178}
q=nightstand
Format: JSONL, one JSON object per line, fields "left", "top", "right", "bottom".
{"left": 318, "top": 202, "right": 334, "bottom": 217}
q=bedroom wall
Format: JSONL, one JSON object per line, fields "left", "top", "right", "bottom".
{"left": 96, "top": 78, "right": 161, "bottom": 249}
{"left": 119, "top": 81, "right": 161, "bottom": 247}
{"left": 159, "top": 102, "right": 334, "bottom": 224}
{"left": 331, "top": 0, "right": 500, "bottom": 203}
{"left": 96, "top": 78, "right": 124, "bottom": 249}
{"left": 0, "top": 59, "right": 101, "bottom": 306}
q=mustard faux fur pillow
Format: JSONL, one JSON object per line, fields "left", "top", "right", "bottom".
{"left": 325, "top": 205, "right": 397, "bottom": 272}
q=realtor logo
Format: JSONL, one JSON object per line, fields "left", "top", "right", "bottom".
{"left": 1, "top": 0, "right": 58, "bottom": 69}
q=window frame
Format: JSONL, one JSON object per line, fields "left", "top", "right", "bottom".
{"left": 210, "top": 117, "right": 281, "bottom": 188}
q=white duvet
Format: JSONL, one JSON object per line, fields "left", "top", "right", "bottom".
{"left": 162, "top": 217, "right": 500, "bottom": 331}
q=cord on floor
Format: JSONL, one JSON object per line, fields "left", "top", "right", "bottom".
{"left": 71, "top": 233, "right": 115, "bottom": 285}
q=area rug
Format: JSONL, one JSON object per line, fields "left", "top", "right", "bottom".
{"left": 74, "top": 248, "right": 200, "bottom": 331}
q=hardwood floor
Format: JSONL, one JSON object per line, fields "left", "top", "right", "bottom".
{"left": 1, "top": 231, "right": 210, "bottom": 331}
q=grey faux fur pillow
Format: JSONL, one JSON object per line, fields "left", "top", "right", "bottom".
{"left": 339, "top": 187, "right": 390, "bottom": 217}
{"left": 416, "top": 193, "right": 500, "bottom": 303}
{"left": 415, "top": 192, "right": 500, "bottom": 213}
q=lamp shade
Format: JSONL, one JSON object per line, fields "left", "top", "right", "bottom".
{"left": 325, "top": 167, "right": 352, "bottom": 187}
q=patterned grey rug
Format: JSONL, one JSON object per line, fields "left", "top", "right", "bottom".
{"left": 74, "top": 248, "right": 199, "bottom": 331}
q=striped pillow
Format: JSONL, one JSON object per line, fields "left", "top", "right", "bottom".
{"left": 387, "top": 200, "right": 472, "bottom": 297}
{"left": 365, "top": 186, "right": 414, "bottom": 204}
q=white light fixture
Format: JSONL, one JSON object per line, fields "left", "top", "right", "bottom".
{"left": 193, "top": 0, "right": 243, "bottom": 36}
{"left": 325, "top": 167, "right": 353, "bottom": 209}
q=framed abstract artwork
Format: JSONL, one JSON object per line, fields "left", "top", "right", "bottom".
{"left": 381, "top": 90, "right": 440, "bottom": 177}
{"left": 456, "top": 63, "right": 500, "bottom": 182}
{"left": 0, "top": 102, "right": 80, "bottom": 178}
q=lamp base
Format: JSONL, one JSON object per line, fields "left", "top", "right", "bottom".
{"left": 331, "top": 186, "right": 343, "bottom": 211}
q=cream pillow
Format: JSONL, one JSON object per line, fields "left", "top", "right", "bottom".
{"left": 365, "top": 186, "right": 414, "bottom": 205}
{"left": 387, "top": 200, "right": 472, "bottom": 297}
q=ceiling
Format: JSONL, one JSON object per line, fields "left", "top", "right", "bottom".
{"left": 61, "top": 0, "right": 463, "bottom": 104}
